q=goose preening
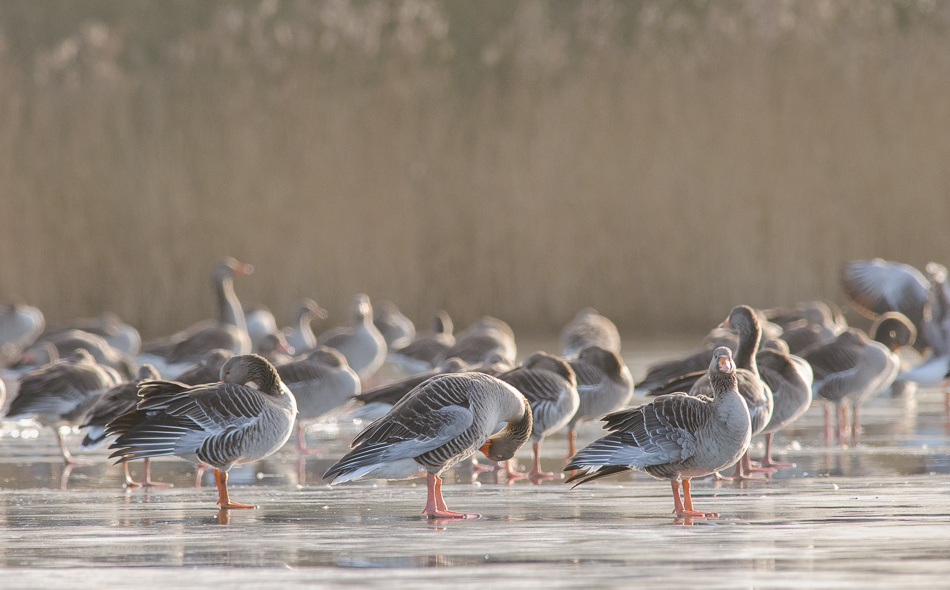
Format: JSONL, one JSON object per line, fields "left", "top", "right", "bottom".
{"left": 138, "top": 258, "right": 254, "bottom": 377}
{"left": 801, "top": 315, "right": 910, "bottom": 444}
{"left": 255, "top": 332, "right": 295, "bottom": 366}
{"left": 283, "top": 299, "right": 328, "bottom": 355}
{"left": 324, "top": 372, "right": 532, "bottom": 519}
{"left": 106, "top": 354, "right": 297, "bottom": 509}
{"left": 560, "top": 308, "right": 621, "bottom": 357}
{"left": 171, "top": 349, "right": 235, "bottom": 385}
{"left": 80, "top": 365, "right": 169, "bottom": 487}
{"left": 387, "top": 311, "right": 455, "bottom": 374}
{"left": 566, "top": 347, "right": 751, "bottom": 518}
{"left": 4, "top": 350, "right": 119, "bottom": 465}
{"left": 276, "top": 346, "right": 360, "bottom": 454}
{"left": 318, "top": 294, "right": 387, "bottom": 382}
{"left": 37, "top": 329, "right": 136, "bottom": 380}
{"left": 497, "top": 352, "right": 579, "bottom": 481}
{"left": 564, "top": 345, "right": 634, "bottom": 459}
{"left": 373, "top": 301, "right": 416, "bottom": 351}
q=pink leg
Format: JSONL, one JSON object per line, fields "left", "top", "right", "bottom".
{"left": 565, "top": 429, "right": 577, "bottom": 461}
{"left": 682, "top": 478, "right": 718, "bottom": 517}
{"left": 55, "top": 429, "right": 94, "bottom": 466}
{"left": 851, "top": 405, "right": 861, "bottom": 443}
{"left": 295, "top": 423, "right": 322, "bottom": 456}
{"left": 823, "top": 404, "right": 833, "bottom": 443}
{"left": 140, "top": 458, "right": 172, "bottom": 488}
{"left": 837, "top": 405, "right": 848, "bottom": 444}
{"left": 422, "top": 473, "right": 479, "bottom": 519}
{"left": 758, "top": 433, "right": 794, "bottom": 470}
{"left": 528, "top": 442, "right": 555, "bottom": 483}
{"left": 502, "top": 459, "right": 527, "bottom": 482}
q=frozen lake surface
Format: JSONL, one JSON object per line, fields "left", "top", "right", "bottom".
{"left": 2, "top": 338, "right": 949, "bottom": 589}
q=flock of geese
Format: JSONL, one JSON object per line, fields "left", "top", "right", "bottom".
{"left": 0, "top": 257, "right": 948, "bottom": 519}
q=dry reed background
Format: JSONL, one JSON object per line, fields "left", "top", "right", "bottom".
{"left": 0, "top": 0, "right": 949, "bottom": 339}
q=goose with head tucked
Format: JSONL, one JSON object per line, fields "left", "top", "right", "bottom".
{"left": 436, "top": 316, "right": 516, "bottom": 367}
{"left": 566, "top": 347, "right": 751, "bottom": 518}
{"left": 4, "top": 349, "right": 119, "bottom": 465}
{"left": 560, "top": 308, "right": 621, "bottom": 357}
{"left": 324, "top": 372, "right": 532, "bottom": 519}
{"left": 138, "top": 258, "right": 254, "bottom": 377}
{"left": 106, "top": 354, "right": 297, "bottom": 509}
{"left": 754, "top": 348, "right": 813, "bottom": 469}
{"left": 497, "top": 352, "right": 579, "bottom": 481}
{"left": 318, "top": 294, "right": 387, "bottom": 382}
{"left": 171, "top": 349, "right": 234, "bottom": 385}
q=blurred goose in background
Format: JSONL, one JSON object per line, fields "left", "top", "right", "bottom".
{"left": 373, "top": 301, "right": 416, "bottom": 351}
{"left": 560, "top": 308, "right": 621, "bottom": 357}
{"left": 646, "top": 306, "right": 772, "bottom": 479}
{"left": 0, "top": 302, "right": 45, "bottom": 353}
{"left": 107, "top": 354, "right": 296, "bottom": 509}
{"left": 765, "top": 300, "right": 847, "bottom": 335}
{"left": 283, "top": 298, "right": 328, "bottom": 354}
{"left": 318, "top": 294, "right": 387, "bottom": 382}
{"left": 80, "top": 365, "right": 168, "bottom": 487}
{"left": 388, "top": 310, "right": 455, "bottom": 374}
{"left": 497, "top": 352, "right": 579, "bottom": 481}
{"left": 324, "top": 372, "right": 532, "bottom": 519}
{"left": 4, "top": 350, "right": 119, "bottom": 465}
{"left": 840, "top": 258, "right": 950, "bottom": 355}
{"left": 244, "top": 305, "right": 278, "bottom": 354}
{"left": 41, "top": 312, "right": 141, "bottom": 357}
{"left": 801, "top": 314, "right": 912, "bottom": 444}
{"left": 564, "top": 345, "right": 634, "bottom": 459}
{"left": 171, "top": 349, "right": 234, "bottom": 385}
{"left": 138, "top": 257, "right": 253, "bottom": 377}
{"left": 437, "top": 316, "right": 516, "bottom": 366}
{"left": 566, "top": 347, "right": 751, "bottom": 518}
{"left": 353, "top": 357, "right": 471, "bottom": 422}
{"left": 755, "top": 348, "right": 814, "bottom": 469}
{"left": 276, "top": 346, "right": 360, "bottom": 454}
{"left": 255, "top": 332, "right": 295, "bottom": 366}
{"left": 38, "top": 329, "right": 136, "bottom": 380}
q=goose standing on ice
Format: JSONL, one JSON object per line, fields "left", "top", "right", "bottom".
{"left": 324, "top": 372, "right": 532, "bottom": 519}
{"left": 564, "top": 345, "right": 634, "bottom": 459}
{"left": 318, "top": 294, "right": 387, "bottom": 382}
{"left": 106, "top": 354, "right": 297, "bottom": 509}
{"left": 566, "top": 348, "right": 751, "bottom": 518}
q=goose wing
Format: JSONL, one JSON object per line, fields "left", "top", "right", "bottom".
{"left": 6, "top": 364, "right": 111, "bottom": 419}
{"left": 841, "top": 259, "right": 928, "bottom": 326}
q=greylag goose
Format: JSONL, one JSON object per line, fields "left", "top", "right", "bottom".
{"left": 38, "top": 329, "right": 136, "bottom": 379}
{"left": 388, "top": 311, "right": 455, "bottom": 374}
{"left": 841, "top": 258, "right": 950, "bottom": 354}
{"left": 566, "top": 347, "right": 751, "bottom": 518}
{"left": 80, "top": 365, "right": 169, "bottom": 487}
{"left": 779, "top": 319, "right": 838, "bottom": 355}
{"left": 353, "top": 357, "right": 472, "bottom": 422}
{"left": 317, "top": 294, "right": 387, "bottom": 381}
{"left": 4, "top": 350, "right": 119, "bottom": 464}
{"left": 560, "top": 308, "right": 621, "bottom": 357}
{"left": 171, "top": 349, "right": 234, "bottom": 385}
{"left": 636, "top": 306, "right": 776, "bottom": 394}
{"left": 496, "top": 352, "right": 579, "bottom": 481}
{"left": 646, "top": 306, "right": 772, "bottom": 479}
{"left": 255, "top": 332, "right": 295, "bottom": 366}
{"left": 564, "top": 345, "right": 634, "bottom": 458}
{"left": 324, "top": 372, "right": 532, "bottom": 519}
{"left": 0, "top": 302, "right": 45, "bottom": 352}
{"left": 373, "top": 301, "right": 416, "bottom": 351}
{"left": 765, "top": 300, "right": 847, "bottom": 334}
{"left": 277, "top": 346, "right": 360, "bottom": 454}
{"left": 801, "top": 317, "right": 908, "bottom": 443}
{"left": 244, "top": 305, "right": 278, "bottom": 353}
{"left": 436, "top": 316, "right": 516, "bottom": 366}
{"left": 41, "top": 313, "right": 141, "bottom": 357}
{"left": 283, "top": 298, "right": 328, "bottom": 354}
{"left": 106, "top": 354, "right": 297, "bottom": 509}
{"left": 138, "top": 258, "right": 253, "bottom": 376}
{"left": 755, "top": 348, "right": 813, "bottom": 468}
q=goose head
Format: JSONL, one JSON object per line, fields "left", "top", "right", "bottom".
{"left": 220, "top": 354, "right": 283, "bottom": 396}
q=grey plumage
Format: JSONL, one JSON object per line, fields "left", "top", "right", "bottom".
{"left": 560, "top": 308, "right": 621, "bottom": 357}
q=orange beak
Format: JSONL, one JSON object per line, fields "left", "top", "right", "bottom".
{"left": 478, "top": 442, "right": 491, "bottom": 457}
{"left": 717, "top": 356, "right": 734, "bottom": 373}
{"left": 718, "top": 318, "right": 731, "bottom": 329}
{"left": 237, "top": 262, "right": 254, "bottom": 275}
